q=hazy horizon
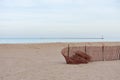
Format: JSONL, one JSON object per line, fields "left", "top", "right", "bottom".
{"left": 0, "top": 0, "right": 120, "bottom": 39}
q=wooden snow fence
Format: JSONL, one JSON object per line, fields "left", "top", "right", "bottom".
{"left": 61, "top": 42, "right": 120, "bottom": 62}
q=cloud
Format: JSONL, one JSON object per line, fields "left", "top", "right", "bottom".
{"left": 0, "top": 0, "right": 120, "bottom": 38}
{"left": 42, "top": 0, "right": 71, "bottom": 4}
{"left": 74, "top": 0, "right": 114, "bottom": 5}
{"left": 0, "top": 0, "right": 72, "bottom": 7}
{"left": 0, "top": 0, "right": 119, "bottom": 8}
{"left": 1, "top": 0, "right": 33, "bottom": 7}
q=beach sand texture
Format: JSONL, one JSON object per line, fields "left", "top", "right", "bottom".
{"left": 0, "top": 43, "right": 120, "bottom": 80}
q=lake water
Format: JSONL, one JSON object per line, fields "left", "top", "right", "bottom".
{"left": 0, "top": 38, "right": 120, "bottom": 44}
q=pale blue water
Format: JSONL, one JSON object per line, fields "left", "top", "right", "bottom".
{"left": 0, "top": 38, "right": 120, "bottom": 44}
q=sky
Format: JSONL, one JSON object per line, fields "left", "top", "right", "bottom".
{"left": 0, "top": 0, "right": 120, "bottom": 38}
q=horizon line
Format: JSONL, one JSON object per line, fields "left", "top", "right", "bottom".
{"left": 0, "top": 37, "right": 104, "bottom": 39}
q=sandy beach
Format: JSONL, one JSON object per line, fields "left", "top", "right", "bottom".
{"left": 0, "top": 43, "right": 120, "bottom": 80}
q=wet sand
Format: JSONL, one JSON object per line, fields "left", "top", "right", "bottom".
{"left": 0, "top": 43, "right": 120, "bottom": 80}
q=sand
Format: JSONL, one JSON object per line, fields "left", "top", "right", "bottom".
{"left": 0, "top": 43, "right": 120, "bottom": 80}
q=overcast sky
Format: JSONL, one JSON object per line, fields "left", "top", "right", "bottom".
{"left": 0, "top": 0, "right": 120, "bottom": 38}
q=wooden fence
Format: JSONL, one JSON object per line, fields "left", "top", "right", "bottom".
{"left": 62, "top": 42, "right": 120, "bottom": 61}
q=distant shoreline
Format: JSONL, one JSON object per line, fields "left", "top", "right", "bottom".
{"left": 0, "top": 38, "right": 104, "bottom": 39}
